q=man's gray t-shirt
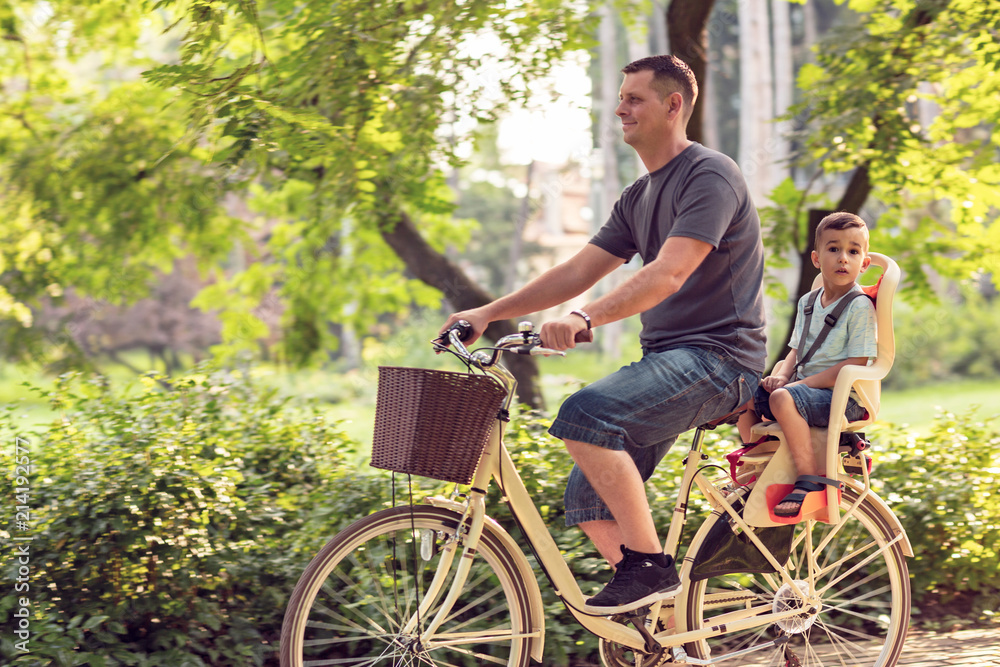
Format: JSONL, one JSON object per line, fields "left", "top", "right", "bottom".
{"left": 589, "top": 142, "right": 767, "bottom": 372}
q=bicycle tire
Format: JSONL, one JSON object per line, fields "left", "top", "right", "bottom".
{"left": 280, "top": 504, "right": 535, "bottom": 667}
{"left": 683, "top": 486, "right": 910, "bottom": 667}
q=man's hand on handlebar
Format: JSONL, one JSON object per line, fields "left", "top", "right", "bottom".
{"left": 438, "top": 308, "right": 594, "bottom": 354}
{"left": 439, "top": 309, "right": 490, "bottom": 347}
{"left": 539, "top": 315, "right": 593, "bottom": 351}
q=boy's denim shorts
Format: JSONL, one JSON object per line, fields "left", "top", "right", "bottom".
{"left": 752, "top": 383, "right": 866, "bottom": 427}
{"left": 548, "top": 345, "right": 760, "bottom": 527}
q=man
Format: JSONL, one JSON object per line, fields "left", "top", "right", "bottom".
{"left": 440, "top": 55, "right": 766, "bottom": 613}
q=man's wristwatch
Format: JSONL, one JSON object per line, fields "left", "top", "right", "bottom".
{"left": 569, "top": 309, "right": 592, "bottom": 330}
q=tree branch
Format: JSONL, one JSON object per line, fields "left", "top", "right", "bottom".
{"left": 377, "top": 205, "right": 545, "bottom": 409}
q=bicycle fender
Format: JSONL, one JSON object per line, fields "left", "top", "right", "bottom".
{"left": 426, "top": 496, "right": 546, "bottom": 662}
{"left": 840, "top": 477, "right": 914, "bottom": 557}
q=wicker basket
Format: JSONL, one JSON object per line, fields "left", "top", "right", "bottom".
{"left": 370, "top": 366, "right": 508, "bottom": 484}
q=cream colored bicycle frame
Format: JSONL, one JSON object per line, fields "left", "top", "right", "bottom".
{"left": 412, "top": 417, "right": 908, "bottom": 663}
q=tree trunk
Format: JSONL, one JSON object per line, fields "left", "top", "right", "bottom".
{"left": 650, "top": 1, "right": 670, "bottom": 55}
{"left": 598, "top": 3, "right": 627, "bottom": 358}
{"left": 738, "top": 0, "right": 774, "bottom": 205}
{"left": 836, "top": 162, "right": 872, "bottom": 215}
{"left": 701, "top": 26, "right": 720, "bottom": 150}
{"left": 666, "top": 0, "right": 715, "bottom": 145}
{"left": 771, "top": 0, "right": 793, "bottom": 186}
{"left": 504, "top": 160, "right": 534, "bottom": 294}
{"left": 378, "top": 207, "right": 545, "bottom": 409}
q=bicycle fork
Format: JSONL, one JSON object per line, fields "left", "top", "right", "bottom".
{"left": 400, "top": 491, "right": 490, "bottom": 644}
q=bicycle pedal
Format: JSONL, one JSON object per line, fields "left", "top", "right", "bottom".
{"left": 621, "top": 605, "right": 653, "bottom": 620}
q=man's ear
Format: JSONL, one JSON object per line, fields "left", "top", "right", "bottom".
{"left": 667, "top": 91, "right": 684, "bottom": 119}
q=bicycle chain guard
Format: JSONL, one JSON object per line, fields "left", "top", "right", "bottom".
{"left": 689, "top": 495, "right": 794, "bottom": 582}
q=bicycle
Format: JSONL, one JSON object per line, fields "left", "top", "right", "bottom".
{"left": 280, "top": 316, "right": 912, "bottom": 666}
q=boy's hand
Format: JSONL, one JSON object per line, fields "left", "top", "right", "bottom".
{"left": 762, "top": 374, "right": 790, "bottom": 392}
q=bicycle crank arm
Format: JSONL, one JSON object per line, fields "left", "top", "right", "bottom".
{"left": 671, "top": 635, "right": 789, "bottom": 665}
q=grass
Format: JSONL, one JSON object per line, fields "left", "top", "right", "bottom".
{"left": 879, "top": 379, "right": 1000, "bottom": 430}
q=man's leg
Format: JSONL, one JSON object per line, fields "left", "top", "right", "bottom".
{"left": 550, "top": 348, "right": 759, "bottom": 612}
{"left": 565, "top": 439, "right": 681, "bottom": 612}
{"left": 564, "top": 440, "right": 661, "bottom": 558}
{"left": 578, "top": 521, "right": 624, "bottom": 567}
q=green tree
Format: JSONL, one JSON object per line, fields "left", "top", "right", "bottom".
{"left": 1, "top": 0, "right": 602, "bottom": 407}
{"left": 0, "top": 1, "right": 243, "bottom": 368}
{"left": 764, "top": 0, "right": 1000, "bottom": 357}
{"left": 139, "top": 0, "right": 600, "bottom": 407}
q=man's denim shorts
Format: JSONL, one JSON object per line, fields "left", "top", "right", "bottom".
{"left": 548, "top": 345, "right": 760, "bottom": 527}
{"left": 752, "top": 383, "right": 866, "bottom": 427}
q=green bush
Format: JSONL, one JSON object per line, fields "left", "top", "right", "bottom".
{"left": 0, "top": 367, "right": 365, "bottom": 666}
{"left": 2, "top": 367, "right": 996, "bottom": 666}
{"left": 871, "top": 411, "right": 1000, "bottom": 622}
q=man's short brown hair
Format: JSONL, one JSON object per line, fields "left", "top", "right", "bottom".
{"left": 621, "top": 55, "right": 698, "bottom": 120}
{"left": 815, "top": 211, "right": 870, "bottom": 250}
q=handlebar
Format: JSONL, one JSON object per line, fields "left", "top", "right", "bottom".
{"left": 434, "top": 320, "right": 566, "bottom": 369}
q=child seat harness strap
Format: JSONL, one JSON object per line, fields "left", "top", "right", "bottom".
{"left": 793, "top": 289, "right": 871, "bottom": 378}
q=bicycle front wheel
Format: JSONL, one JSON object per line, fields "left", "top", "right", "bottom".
{"left": 683, "top": 486, "right": 910, "bottom": 667}
{"left": 280, "top": 504, "right": 535, "bottom": 667}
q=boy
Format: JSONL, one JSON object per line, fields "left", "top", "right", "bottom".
{"left": 737, "top": 211, "right": 877, "bottom": 517}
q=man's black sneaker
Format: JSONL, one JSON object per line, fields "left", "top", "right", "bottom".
{"left": 584, "top": 546, "right": 682, "bottom": 614}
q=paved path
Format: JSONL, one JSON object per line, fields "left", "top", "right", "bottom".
{"left": 899, "top": 627, "right": 1000, "bottom": 666}
{"left": 577, "top": 626, "right": 1000, "bottom": 665}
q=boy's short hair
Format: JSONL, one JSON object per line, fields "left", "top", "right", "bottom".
{"left": 815, "top": 212, "right": 870, "bottom": 250}
{"left": 622, "top": 55, "right": 698, "bottom": 121}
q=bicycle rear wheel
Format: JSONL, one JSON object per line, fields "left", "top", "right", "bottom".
{"left": 683, "top": 487, "right": 910, "bottom": 667}
{"left": 280, "top": 504, "right": 535, "bottom": 667}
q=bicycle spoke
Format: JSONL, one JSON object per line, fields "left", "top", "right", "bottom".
{"left": 307, "top": 602, "right": 383, "bottom": 637}
{"left": 282, "top": 506, "right": 531, "bottom": 667}
{"left": 815, "top": 535, "right": 878, "bottom": 581}
{"left": 318, "top": 579, "right": 396, "bottom": 638}
{"left": 822, "top": 568, "right": 888, "bottom": 602}
{"left": 821, "top": 601, "right": 893, "bottom": 628}
{"left": 826, "top": 579, "right": 893, "bottom": 609}
{"left": 330, "top": 552, "right": 401, "bottom": 634}
{"left": 685, "top": 488, "right": 909, "bottom": 667}
{"left": 432, "top": 644, "right": 515, "bottom": 665}
{"left": 818, "top": 534, "right": 902, "bottom": 597}
{"left": 812, "top": 617, "right": 883, "bottom": 661}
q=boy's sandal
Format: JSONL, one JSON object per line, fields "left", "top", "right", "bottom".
{"left": 774, "top": 475, "right": 841, "bottom": 517}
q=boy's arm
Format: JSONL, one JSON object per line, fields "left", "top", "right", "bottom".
{"left": 794, "top": 357, "right": 869, "bottom": 389}
{"left": 762, "top": 349, "right": 798, "bottom": 392}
